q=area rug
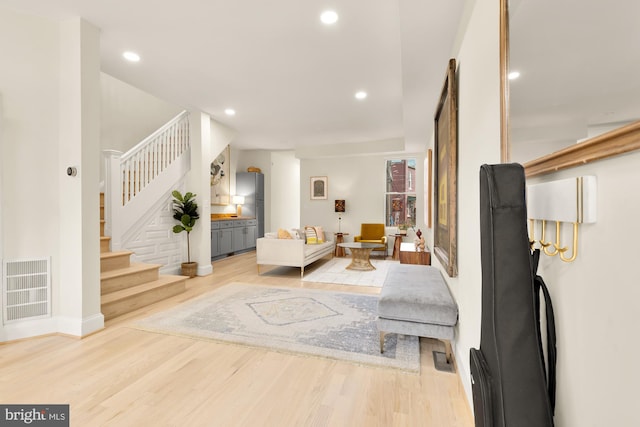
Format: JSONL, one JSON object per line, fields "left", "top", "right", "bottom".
{"left": 132, "top": 283, "right": 420, "bottom": 372}
{"left": 302, "top": 257, "right": 396, "bottom": 287}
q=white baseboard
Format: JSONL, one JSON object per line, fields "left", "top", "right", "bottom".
{"left": 197, "top": 264, "right": 213, "bottom": 276}
{"left": 56, "top": 313, "right": 104, "bottom": 337}
{"left": 0, "top": 317, "right": 56, "bottom": 342}
{"left": 0, "top": 312, "right": 104, "bottom": 342}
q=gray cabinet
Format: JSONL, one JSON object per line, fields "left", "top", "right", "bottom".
{"left": 232, "top": 219, "right": 258, "bottom": 252}
{"left": 212, "top": 219, "right": 257, "bottom": 260}
{"left": 236, "top": 172, "right": 264, "bottom": 239}
{"left": 211, "top": 221, "right": 234, "bottom": 258}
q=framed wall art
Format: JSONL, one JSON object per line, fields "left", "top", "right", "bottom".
{"left": 433, "top": 58, "right": 458, "bottom": 277}
{"left": 211, "top": 144, "right": 230, "bottom": 205}
{"left": 310, "top": 176, "right": 328, "bottom": 200}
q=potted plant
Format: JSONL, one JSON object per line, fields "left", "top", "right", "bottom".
{"left": 172, "top": 190, "right": 200, "bottom": 277}
{"left": 398, "top": 223, "right": 408, "bottom": 235}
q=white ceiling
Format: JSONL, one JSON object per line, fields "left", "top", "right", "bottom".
{"left": 0, "top": 0, "right": 465, "bottom": 153}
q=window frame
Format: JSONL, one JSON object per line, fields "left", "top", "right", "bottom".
{"left": 384, "top": 158, "right": 417, "bottom": 228}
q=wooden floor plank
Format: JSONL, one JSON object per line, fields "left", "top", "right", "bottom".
{"left": 0, "top": 251, "right": 473, "bottom": 426}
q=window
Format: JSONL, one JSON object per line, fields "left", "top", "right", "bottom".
{"left": 385, "top": 158, "right": 416, "bottom": 227}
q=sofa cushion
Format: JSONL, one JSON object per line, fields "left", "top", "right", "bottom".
{"left": 378, "top": 264, "right": 457, "bottom": 326}
{"left": 304, "top": 241, "right": 333, "bottom": 257}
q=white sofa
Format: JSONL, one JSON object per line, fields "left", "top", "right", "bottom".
{"left": 256, "top": 236, "right": 335, "bottom": 277}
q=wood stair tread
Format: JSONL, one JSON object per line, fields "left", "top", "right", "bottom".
{"left": 100, "top": 250, "right": 133, "bottom": 260}
{"left": 101, "top": 275, "right": 186, "bottom": 305}
{"left": 100, "top": 262, "right": 161, "bottom": 280}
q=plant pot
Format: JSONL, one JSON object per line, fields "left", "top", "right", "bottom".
{"left": 181, "top": 262, "right": 198, "bottom": 278}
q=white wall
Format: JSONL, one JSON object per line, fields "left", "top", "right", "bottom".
{"left": 58, "top": 17, "right": 103, "bottom": 335}
{"left": 268, "top": 151, "right": 299, "bottom": 232}
{"left": 0, "top": 8, "right": 60, "bottom": 261}
{"left": 100, "top": 73, "right": 183, "bottom": 153}
{"left": 431, "top": 0, "right": 502, "bottom": 403}
{"left": 447, "top": 1, "right": 640, "bottom": 424}
{"left": 0, "top": 8, "right": 62, "bottom": 339}
{"left": 527, "top": 152, "right": 640, "bottom": 426}
{"left": 512, "top": 138, "right": 574, "bottom": 164}
{"left": 0, "top": 8, "right": 103, "bottom": 339}
{"left": 300, "top": 152, "right": 427, "bottom": 243}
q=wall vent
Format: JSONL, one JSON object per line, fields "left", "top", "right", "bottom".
{"left": 2, "top": 258, "right": 51, "bottom": 324}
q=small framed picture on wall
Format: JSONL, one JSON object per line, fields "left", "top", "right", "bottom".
{"left": 310, "top": 176, "right": 328, "bottom": 200}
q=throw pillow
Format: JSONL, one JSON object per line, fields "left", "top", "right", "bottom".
{"left": 305, "top": 226, "right": 318, "bottom": 244}
{"left": 278, "top": 228, "right": 292, "bottom": 239}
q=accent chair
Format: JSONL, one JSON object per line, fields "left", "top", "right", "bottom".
{"left": 354, "top": 223, "right": 387, "bottom": 257}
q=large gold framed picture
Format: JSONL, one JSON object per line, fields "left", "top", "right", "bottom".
{"left": 433, "top": 58, "right": 458, "bottom": 277}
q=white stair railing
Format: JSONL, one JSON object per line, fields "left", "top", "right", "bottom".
{"left": 103, "top": 111, "right": 191, "bottom": 250}
{"left": 121, "top": 110, "right": 190, "bottom": 205}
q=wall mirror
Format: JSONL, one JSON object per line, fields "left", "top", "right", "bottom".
{"left": 502, "top": 0, "right": 640, "bottom": 175}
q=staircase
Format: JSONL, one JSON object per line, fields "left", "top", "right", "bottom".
{"left": 100, "top": 193, "right": 187, "bottom": 321}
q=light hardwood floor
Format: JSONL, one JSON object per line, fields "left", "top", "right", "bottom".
{"left": 0, "top": 252, "right": 474, "bottom": 427}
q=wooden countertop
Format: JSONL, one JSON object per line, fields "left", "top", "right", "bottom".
{"left": 210, "top": 215, "right": 255, "bottom": 221}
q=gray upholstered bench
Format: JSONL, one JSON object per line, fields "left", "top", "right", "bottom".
{"left": 377, "top": 264, "right": 458, "bottom": 370}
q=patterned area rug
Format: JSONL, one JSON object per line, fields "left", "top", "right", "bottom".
{"left": 302, "top": 258, "right": 396, "bottom": 287}
{"left": 133, "top": 283, "right": 420, "bottom": 372}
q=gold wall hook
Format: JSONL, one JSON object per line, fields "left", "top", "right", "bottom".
{"left": 540, "top": 220, "right": 559, "bottom": 256}
{"left": 539, "top": 220, "right": 551, "bottom": 247}
{"left": 552, "top": 221, "right": 569, "bottom": 254}
{"left": 529, "top": 219, "right": 536, "bottom": 249}
{"left": 559, "top": 222, "right": 579, "bottom": 262}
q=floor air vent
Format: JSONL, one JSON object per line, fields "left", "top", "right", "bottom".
{"left": 3, "top": 258, "right": 51, "bottom": 324}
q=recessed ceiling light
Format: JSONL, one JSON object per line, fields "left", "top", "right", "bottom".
{"left": 508, "top": 71, "right": 521, "bottom": 80}
{"left": 224, "top": 108, "right": 236, "bottom": 116}
{"left": 355, "top": 91, "right": 367, "bottom": 100}
{"left": 320, "top": 10, "right": 339, "bottom": 25}
{"left": 122, "top": 51, "right": 140, "bottom": 62}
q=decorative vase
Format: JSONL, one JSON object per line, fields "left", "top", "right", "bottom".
{"left": 181, "top": 262, "right": 198, "bottom": 278}
{"left": 416, "top": 229, "right": 422, "bottom": 239}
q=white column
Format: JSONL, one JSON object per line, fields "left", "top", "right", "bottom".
{"left": 187, "top": 112, "right": 212, "bottom": 275}
{"left": 58, "top": 18, "right": 104, "bottom": 336}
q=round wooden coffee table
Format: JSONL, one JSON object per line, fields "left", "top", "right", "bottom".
{"left": 337, "top": 242, "right": 385, "bottom": 271}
